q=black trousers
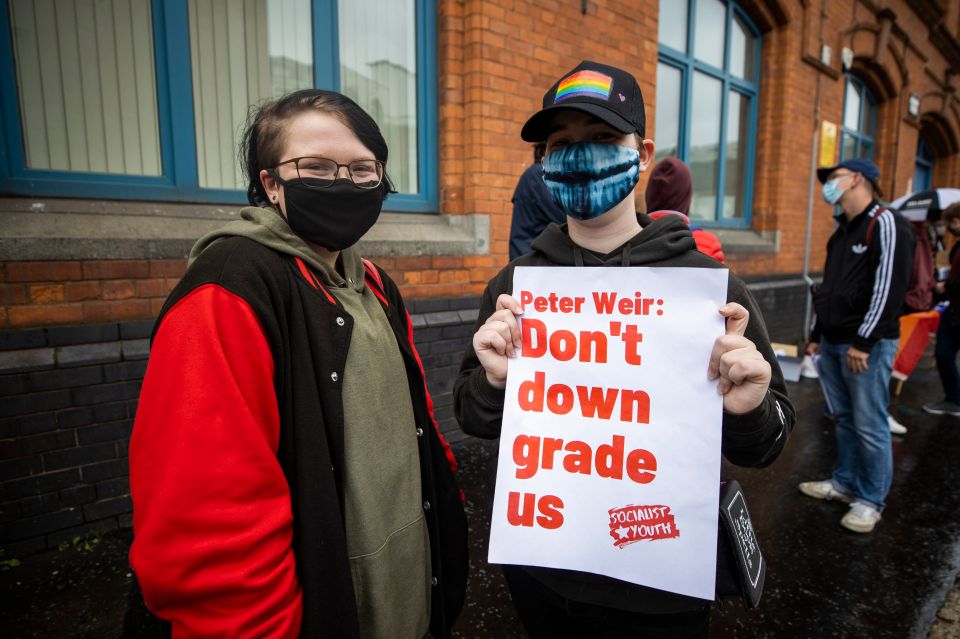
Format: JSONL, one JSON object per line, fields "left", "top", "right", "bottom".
{"left": 502, "top": 566, "right": 710, "bottom": 639}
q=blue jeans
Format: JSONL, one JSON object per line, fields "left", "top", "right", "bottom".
{"left": 817, "top": 337, "right": 897, "bottom": 510}
{"left": 935, "top": 307, "right": 960, "bottom": 404}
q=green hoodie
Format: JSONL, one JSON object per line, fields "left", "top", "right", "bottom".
{"left": 191, "top": 207, "right": 431, "bottom": 638}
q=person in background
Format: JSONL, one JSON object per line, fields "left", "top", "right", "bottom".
{"left": 924, "top": 202, "right": 960, "bottom": 417}
{"left": 128, "top": 89, "right": 467, "bottom": 638}
{"left": 799, "top": 159, "right": 915, "bottom": 534}
{"left": 509, "top": 143, "right": 567, "bottom": 260}
{"left": 455, "top": 60, "right": 793, "bottom": 639}
{"left": 644, "top": 156, "right": 725, "bottom": 263}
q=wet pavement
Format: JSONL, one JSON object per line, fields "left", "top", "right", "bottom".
{"left": 2, "top": 357, "right": 959, "bottom": 638}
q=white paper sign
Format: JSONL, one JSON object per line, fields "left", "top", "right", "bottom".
{"left": 488, "top": 266, "right": 729, "bottom": 600}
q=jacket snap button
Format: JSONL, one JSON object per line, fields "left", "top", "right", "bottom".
{"left": 330, "top": 372, "right": 339, "bottom": 382}
{"left": 336, "top": 317, "right": 345, "bottom": 326}
{"left": 423, "top": 501, "right": 431, "bottom": 511}
{"left": 416, "top": 427, "right": 424, "bottom": 437}
{"left": 431, "top": 577, "right": 438, "bottom": 586}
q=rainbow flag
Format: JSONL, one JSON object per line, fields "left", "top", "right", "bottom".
{"left": 555, "top": 70, "right": 613, "bottom": 103}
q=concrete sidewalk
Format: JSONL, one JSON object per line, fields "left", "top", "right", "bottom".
{"left": 1, "top": 358, "right": 959, "bottom": 637}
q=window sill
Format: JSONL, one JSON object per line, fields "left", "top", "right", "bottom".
{"left": 712, "top": 228, "right": 780, "bottom": 254}
{"left": 0, "top": 198, "right": 489, "bottom": 260}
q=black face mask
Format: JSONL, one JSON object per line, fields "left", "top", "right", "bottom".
{"left": 280, "top": 179, "right": 384, "bottom": 251}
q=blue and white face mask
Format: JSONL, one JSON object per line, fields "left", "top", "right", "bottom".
{"left": 542, "top": 142, "right": 641, "bottom": 220}
{"left": 821, "top": 177, "right": 847, "bottom": 205}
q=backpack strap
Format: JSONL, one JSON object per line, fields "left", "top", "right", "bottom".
{"left": 863, "top": 204, "right": 886, "bottom": 250}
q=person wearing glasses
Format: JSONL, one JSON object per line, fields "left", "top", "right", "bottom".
{"left": 128, "top": 89, "right": 467, "bottom": 638}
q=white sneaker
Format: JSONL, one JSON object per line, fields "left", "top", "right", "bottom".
{"left": 888, "top": 415, "right": 907, "bottom": 435}
{"left": 841, "top": 503, "right": 881, "bottom": 533}
{"left": 799, "top": 355, "right": 819, "bottom": 379}
{"left": 798, "top": 480, "right": 853, "bottom": 503}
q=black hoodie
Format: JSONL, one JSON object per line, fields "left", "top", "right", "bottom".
{"left": 453, "top": 213, "right": 794, "bottom": 614}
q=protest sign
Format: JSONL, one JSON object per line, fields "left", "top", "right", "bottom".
{"left": 488, "top": 266, "right": 728, "bottom": 600}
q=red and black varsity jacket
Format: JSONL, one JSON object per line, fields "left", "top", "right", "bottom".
{"left": 128, "top": 237, "right": 468, "bottom": 638}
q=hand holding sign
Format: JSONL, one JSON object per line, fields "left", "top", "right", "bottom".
{"left": 708, "top": 303, "right": 771, "bottom": 415}
{"left": 473, "top": 294, "right": 523, "bottom": 389}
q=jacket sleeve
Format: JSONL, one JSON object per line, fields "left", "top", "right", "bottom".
{"left": 509, "top": 166, "right": 566, "bottom": 260}
{"left": 721, "top": 276, "right": 796, "bottom": 468}
{"left": 945, "top": 244, "right": 960, "bottom": 302}
{"left": 454, "top": 283, "right": 509, "bottom": 439}
{"left": 853, "top": 213, "right": 915, "bottom": 352}
{"left": 129, "top": 284, "right": 302, "bottom": 638}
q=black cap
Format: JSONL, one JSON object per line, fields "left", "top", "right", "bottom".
{"left": 520, "top": 60, "right": 646, "bottom": 142}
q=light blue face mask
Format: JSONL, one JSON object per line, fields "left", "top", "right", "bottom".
{"left": 821, "top": 177, "right": 847, "bottom": 205}
{"left": 542, "top": 142, "right": 641, "bottom": 220}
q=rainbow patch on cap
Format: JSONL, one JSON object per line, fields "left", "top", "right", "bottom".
{"left": 554, "top": 70, "right": 613, "bottom": 103}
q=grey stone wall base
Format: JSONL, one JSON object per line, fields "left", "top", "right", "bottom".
{"left": 0, "top": 198, "right": 489, "bottom": 260}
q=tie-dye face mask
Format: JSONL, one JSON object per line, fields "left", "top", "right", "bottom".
{"left": 542, "top": 142, "right": 641, "bottom": 220}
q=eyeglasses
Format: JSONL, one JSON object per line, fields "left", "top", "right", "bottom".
{"left": 270, "top": 156, "right": 384, "bottom": 190}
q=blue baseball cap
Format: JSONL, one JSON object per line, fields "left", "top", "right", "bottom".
{"left": 817, "top": 158, "right": 882, "bottom": 196}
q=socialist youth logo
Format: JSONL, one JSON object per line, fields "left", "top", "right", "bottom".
{"left": 608, "top": 504, "right": 680, "bottom": 549}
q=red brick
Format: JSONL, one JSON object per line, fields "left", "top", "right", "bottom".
{"left": 149, "top": 260, "right": 187, "bottom": 278}
{"left": 101, "top": 280, "right": 136, "bottom": 301}
{"left": 135, "top": 279, "right": 167, "bottom": 298}
{"left": 82, "top": 300, "right": 153, "bottom": 323}
{"left": 82, "top": 260, "right": 150, "bottom": 280}
{"left": 65, "top": 281, "right": 102, "bottom": 302}
{"left": 27, "top": 284, "right": 65, "bottom": 304}
{"left": 5, "top": 262, "right": 82, "bottom": 283}
{"left": 8, "top": 303, "right": 84, "bottom": 328}
{"left": 0, "top": 284, "right": 27, "bottom": 305}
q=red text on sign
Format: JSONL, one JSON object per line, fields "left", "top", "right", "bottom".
{"left": 513, "top": 434, "right": 657, "bottom": 484}
{"left": 519, "top": 371, "right": 650, "bottom": 423}
{"left": 521, "top": 318, "right": 608, "bottom": 363}
{"left": 519, "top": 290, "right": 586, "bottom": 314}
{"left": 507, "top": 492, "right": 564, "bottom": 529}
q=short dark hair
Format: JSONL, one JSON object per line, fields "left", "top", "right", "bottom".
{"left": 240, "top": 89, "right": 395, "bottom": 206}
{"left": 942, "top": 202, "right": 960, "bottom": 224}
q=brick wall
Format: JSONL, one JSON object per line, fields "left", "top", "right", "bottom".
{"left": 0, "top": 320, "right": 150, "bottom": 556}
{"left": 0, "top": 260, "right": 185, "bottom": 330}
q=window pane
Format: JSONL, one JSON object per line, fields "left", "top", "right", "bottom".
{"left": 843, "top": 79, "right": 861, "bottom": 131}
{"left": 693, "top": 0, "right": 725, "bottom": 69}
{"left": 189, "top": 0, "right": 313, "bottom": 190}
{"left": 723, "top": 91, "right": 749, "bottom": 220}
{"left": 339, "top": 0, "right": 419, "bottom": 194}
{"left": 10, "top": 0, "right": 161, "bottom": 175}
{"left": 689, "top": 72, "right": 722, "bottom": 221}
{"left": 729, "top": 14, "right": 755, "bottom": 80}
{"left": 655, "top": 63, "right": 682, "bottom": 162}
{"left": 840, "top": 132, "right": 857, "bottom": 162}
{"left": 861, "top": 95, "right": 877, "bottom": 139}
{"left": 659, "top": 0, "right": 688, "bottom": 52}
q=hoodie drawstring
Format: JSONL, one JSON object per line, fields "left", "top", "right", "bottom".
{"left": 621, "top": 246, "right": 630, "bottom": 266}
{"left": 574, "top": 246, "right": 585, "bottom": 267}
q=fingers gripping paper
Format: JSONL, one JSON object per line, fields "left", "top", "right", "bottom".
{"left": 489, "top": 266, "right": 728, "bottom": 600}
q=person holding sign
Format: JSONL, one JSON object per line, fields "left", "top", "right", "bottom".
{"left": 454, "top": 61, "right": 794, "bottom": 638}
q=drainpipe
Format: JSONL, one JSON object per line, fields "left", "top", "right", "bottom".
{"left": 802, "top": 127, "right": 819, "bottom": 344}
{"left": 802, "top": 0, "right": 827, "bottom": 344}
